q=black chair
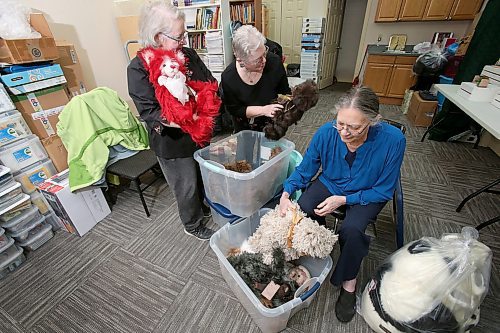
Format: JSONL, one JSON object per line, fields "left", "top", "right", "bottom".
{"left": 106, "top": 149, "right": 162, "bottom": 217}
{"left": 332, "top": 119, "right": 406, "bottom": 249}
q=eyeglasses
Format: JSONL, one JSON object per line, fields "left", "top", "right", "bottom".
{"left": 332, "top": 121, "right": 370, "bottom": 135}
{"left": 161, "top": 31, "right": 188, "bottom": 44}
{"left": 244, "top": 45, "right": 269, "bottom": 66}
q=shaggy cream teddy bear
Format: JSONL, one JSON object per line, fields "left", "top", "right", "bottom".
{"left": 242, "top": 206, "right": 338, "bottom": 265}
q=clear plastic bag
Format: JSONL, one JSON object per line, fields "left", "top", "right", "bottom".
{"left": 413, "top": 48, "right": 448, "bottom": 76}
{"left": 0, "top": 0, "right": 41, "bottom": 39}
{"left": 360, "top": 227, "right": 492, "bottom": 333}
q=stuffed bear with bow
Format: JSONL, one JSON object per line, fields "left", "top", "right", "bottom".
{"left": 138, "top": 47, "right": 221, "bottom": 146}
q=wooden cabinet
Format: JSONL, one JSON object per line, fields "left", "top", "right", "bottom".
{"left": 399, "top": 0, "right": 427, "bottom": 21}
{"left": 375, "top": 0, "right": 402, "bottom": 22}
{"left": 450, "top": 0, "right": 483, "bottom": 20}
{"left": 363, "top": 54, "right": 417, "bottom": 104}
{"left": 376, "top": 0, "right": 483, "bottom": 22}
{"left": 422, "top": 0, "right": 454, "bottom": 20}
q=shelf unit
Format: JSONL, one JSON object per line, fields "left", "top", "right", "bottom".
{"left": 228, "top": 0, "right": 262, "bottom": 32}
{"left": 173, "top": 0, "right": 233, "bottom": 81}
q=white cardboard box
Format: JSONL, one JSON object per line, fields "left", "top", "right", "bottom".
{"left": 491, "top": 93, "right": 500, "bottom": 109}
{"left": 458, "top": 82, "right": 500, "bottom": 102}
{"left": 37, "top": 170, "right": 110, "bottom": 236}
{"left": 481, "top": 65, "right": 500, "bottom": 86}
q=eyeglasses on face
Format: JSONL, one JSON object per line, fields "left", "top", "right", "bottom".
{"left": 244, "top": 45, "right": 269, "bottom": 66}
{"left": 333, "top": 121, "right": 370, "bottom": 135}
{"left": 161, "top": 31, "right": 188, "bottom": 43}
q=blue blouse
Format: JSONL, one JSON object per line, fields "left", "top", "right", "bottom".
{"left": 283, "top": 121, "right": 406, "bottom": 205}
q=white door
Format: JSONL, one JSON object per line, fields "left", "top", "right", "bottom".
{"left": 263, "top": 0, "right": 282, "bottom": 41}
{"left": 319, "top": 0, "right": 345, "bottom": 89}
{"left": 280, "top": 0, "right": 308, "bottom": 64}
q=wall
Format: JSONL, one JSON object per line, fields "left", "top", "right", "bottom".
{"left": 20, "top": 0, "right": 135, "bottom": 108}
{"left": 353, "top": 0, "right": 472, "bottom": 81}
{"left": 336, "top": 0, "right": 367, "bottom": 82}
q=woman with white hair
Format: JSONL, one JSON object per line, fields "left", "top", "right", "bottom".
{"left": 280, "top": 86, "right": 406, "bottom": 323}
{"left": 221, "top": 25, "right": 291, "bottom": 132}
{"left": 127, "top": 1, "right": 215, "bottom": 240}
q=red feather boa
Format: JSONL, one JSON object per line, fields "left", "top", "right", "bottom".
{"left": 138, "top": 47, "right": 221, "bottom": 146}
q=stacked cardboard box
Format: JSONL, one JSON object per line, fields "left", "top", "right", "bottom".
{"left": 55, "top": 41, "right": 88, "bottom": 98}
{"left": 300, "top": 18, "right": 325, "bottom": 83}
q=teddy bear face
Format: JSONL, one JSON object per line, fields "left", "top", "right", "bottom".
{"left": 160, "top": 57, "right": 181, "bottom": 78}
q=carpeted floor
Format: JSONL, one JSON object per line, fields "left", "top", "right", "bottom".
{"left": 1, "top": 83, "right": 499, "bottom": 333}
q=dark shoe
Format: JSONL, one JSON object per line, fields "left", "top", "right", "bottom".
{"left": 335, "top": 288, "right": 356, "bottom": 323}
{"left": 184, "top": 225, "right": 215, "bottom": 241}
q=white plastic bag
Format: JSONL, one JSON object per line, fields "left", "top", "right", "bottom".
{"left": 360, "top": 227, "right": 492, "bottom": 333}
{"left": 0, "top": 0, "right": 41, "bottom": 39}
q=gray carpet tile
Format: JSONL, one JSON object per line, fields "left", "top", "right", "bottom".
{"left": 151, "top": 280, "right": 261, "bottom": 333}
{"left": 125, "top": 208, "right": 211, "bottom": 279}
{"left": 1, "top": 83, "right": 499, "bottom": 333}
{"left": 31, "top": 249, "right": 185, "bottom": 333}
{"left": 0, "top": 232, "right": 118, "bottom": 329}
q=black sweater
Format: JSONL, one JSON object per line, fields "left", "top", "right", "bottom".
{"left": 127, "top": 47, "right": 215, "bottom": 159}
{"left": 221, "top": 52, "right": 291, "bottom": 132}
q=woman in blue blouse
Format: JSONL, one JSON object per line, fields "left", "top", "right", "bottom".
{"left": 279, "top": 86, "right": 405, "bottom": 323}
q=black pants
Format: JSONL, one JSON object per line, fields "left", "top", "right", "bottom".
{"left": 157, "top": 156, "right": 205, "bottom": 232}
{"left": 297, "top": 179, "right": 386, "bottom": 286}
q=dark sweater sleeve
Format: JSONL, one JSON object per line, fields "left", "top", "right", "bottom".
{"left": 184, "top": 47, "right": 215, "bottom": 82}
{"left": 127, "top": 57, "right": 165, "bottom": 134}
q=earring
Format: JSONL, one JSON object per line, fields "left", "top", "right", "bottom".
{"left": 239, "top": 62, "right": 245, "bottom": 68}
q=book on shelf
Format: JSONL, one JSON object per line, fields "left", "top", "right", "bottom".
{"left": 173, "top": 0, "right": 218, "bottom": 7}
{"left": 229, "top": 2, "right": 255, "bottom": 24}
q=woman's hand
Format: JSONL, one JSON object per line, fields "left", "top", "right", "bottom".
{"left": 279, "top": 192, "right": 294, "bottom": 217}
{"left": 314, "top": 195, "right": 346, "bottom": 216}
{"left": 262, "top": 104, "right": 283, "bottom": 118}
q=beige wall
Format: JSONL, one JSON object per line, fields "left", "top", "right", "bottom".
{"left": 353, "top": 0, "right": 472, "bottom": 81}
{"left": 20, "top": 0, "right": 135, "bottom": 107}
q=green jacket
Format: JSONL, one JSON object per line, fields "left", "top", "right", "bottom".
{"left": 57, "top": 87, "right": 149, "bottom": 191}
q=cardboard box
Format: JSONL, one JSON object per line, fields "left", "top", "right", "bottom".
{"left": 41, "top": 135, "right": 68, "bottom": 172}
{"left": 54, "top": 42, "right": 88, "bottom": 97}
{"left": 406, "top": 92, "right": 437, "bottom": 127}
{"left": 9, "top": 85, "right": 69, "bottom": 139}
{"left": 455, "top": 34, "right": 472, "bottom": 57}
{"left": 458, "top": 82, "right": 500, "bottom": 102}
{"left": 37, "top": 170, "right": 110, "bottom": 236}
{"left": 0, "top": 13, "right": 58, "bottom": 64}
{"left": 0, "top": 64, "right": 66, "bottom": 95}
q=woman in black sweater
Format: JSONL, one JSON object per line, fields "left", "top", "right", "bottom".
{"left": 221, "top": 25, "right": 291, "bottom": 133}
{"left": 127, "top": 1, "right": 214, "bottom": 240}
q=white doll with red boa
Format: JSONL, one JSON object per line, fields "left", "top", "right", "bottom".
{"left": 138, "top": 47, "right": 221, "bottom": 145}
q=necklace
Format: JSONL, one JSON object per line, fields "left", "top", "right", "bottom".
{"left": 244, "top": 69, "right": 261, "bottom": 84}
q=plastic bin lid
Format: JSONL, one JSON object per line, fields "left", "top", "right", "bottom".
{"left": 0, "top": 227, "right": 4, "bottom": 237}
{"left": 0, "top": 165, "right": 11, "bottom": 178}
{"left": 16, "top": 223, "right": 52, "bottom": 247}
{"left": 0, "top": 193, "right": 30, "bottom": 216}
{"left": 0, "top": 181, "right": 21, "bottom": 199}
{"left": 8, "top": 215, "right": 45, "bottom": 238}
{"left": 0, "top": 236, "right": 14, "bottom": 254}
{"left": 0, "top": 240, "right": 23, "bottom": 269}
{"left": 0, "top": 205, "right": 39, "bottom": 229}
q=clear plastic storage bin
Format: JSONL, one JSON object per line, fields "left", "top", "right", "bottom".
{"left": 0, "top": 193, "right": 30, "bottom": 218}
{"left": 0, "top": 227, "right": 9, "bottom": 248}
{"left": 209, "top": 209, "right": 333, "bottom": 333}
{"left": 30, "top": 191, "right": 52, "bottom": 215}
{"left": 194, "top": 131, "right": 295, "bottom": 217}
{"left": 0, "top": 84, "right": 15, "bottom": 113}
{"left": 0, "top": 165, "right": 14, "bottom": 189}
{"left": 17, "top": 223, "right": 53, "bottom": 251}
{"left": 43, "top": 211, "right": 64, "bottom": 231}
{"left": 14, "top": 159, "right": 57, "bottom": 193}
{"left": 8, "top": 215, "right": 46, "bottom": 242}
{"left": 0, "top": 239, "right": 25, "bottom": 280}
{"left": 0, "top": 205, "right": 41, "bottom": 233}
{"left": 0, "top": 110, "right": 32, "bottom": 147}
{"left": 0, "top": 182, "right": 22, "bottom": 205}
{"left": 0, "top": 135, "right": 48, "bottom": 172}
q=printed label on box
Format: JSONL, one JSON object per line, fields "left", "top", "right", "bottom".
{"left": 26, "top": 93, "right": 56, "bottom": 136}
{"left": 13, "top": 146, "right": 33, "bottom": 162}
{"left": 31, "top": 106, "right": 64, "bottom": 120}
{"left": 0, "top": 127, "right": 19, "bottom": 143}
{"left": 28, "top": 169, "right": 48, "bottom": 185}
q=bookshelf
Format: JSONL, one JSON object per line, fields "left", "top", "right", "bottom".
{"left": 172, "top": 0, "right": 233, "bottom": 81}
{"left": 229, "top": 0, "right": 262, "bottom": 32}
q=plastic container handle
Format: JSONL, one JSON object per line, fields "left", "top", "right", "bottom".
{"left": 299, "top": 281, "right": 320, "bottom": 301}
